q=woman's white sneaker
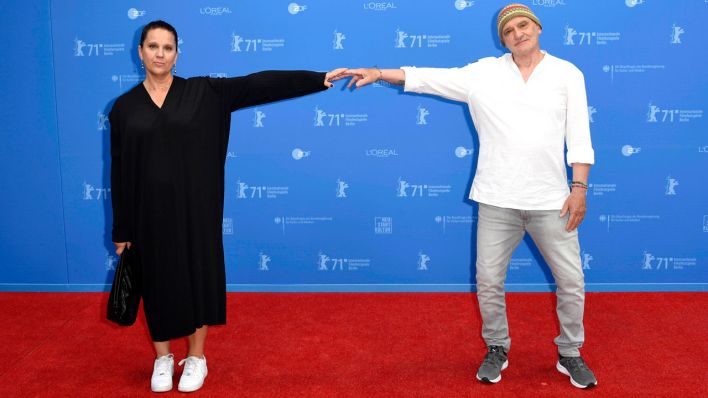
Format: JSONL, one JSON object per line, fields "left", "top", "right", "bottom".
{"left": 178, "top": 356, "right": 208, "bottom": 392}
{"left": 151, "top": 354, "right": 174, "bottom": 392}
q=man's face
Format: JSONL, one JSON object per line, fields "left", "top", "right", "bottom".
{"left": 502, "top": 16, "right": 541, "bottom": 56}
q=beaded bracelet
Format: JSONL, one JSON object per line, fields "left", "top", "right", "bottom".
{"left": 571, "top": 181, "right": 588, "bottom": 188}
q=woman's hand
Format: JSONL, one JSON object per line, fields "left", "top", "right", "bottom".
{"left": 324, "top": 68, "right": 349, "bottom": 88}
{"left": 114, "top": 241, "right": 132, "bottom": 255}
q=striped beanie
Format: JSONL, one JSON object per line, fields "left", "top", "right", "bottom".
{"left": 497, "top": 3, "right": 542, "bottom": 46}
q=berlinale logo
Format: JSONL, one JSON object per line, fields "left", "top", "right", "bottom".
{"left": 317, "top": 251, "right": 345, "bottom": 271}
{"left": 646, "top": 103, "right": 678, "bottom": 123}
{"left": 105, "top": 254, "right": 118, "bottom": 271}
{"left": 417, "top": 251, "right": 430, "bottom": 270}
{"left": 641, "top": 250, "right": 655, "bottom": 269}
{"left": 395, "top": 29, "right": 409, "bottom": 48}
{"left": 97, "top": 112, "right": 109, "bottom": 131}
{"left": 336, "top": 179, "right": 349, "bottom": 198}
{"left": 230, "top": 34, "right": 244, "bottom": 52}
{"left": 416, "top": 105, "right": 429, "bottom": 125}
{"left": 563, "top": 25, "right": 579, "bottom": 45}
{"left": 313, "top": 106, "right": 345, "bottom": 127}
{"left": 83, "top": 182, "right": 110, "bottom": 200}
{"left": 252, "top": 109, "right": 266, "bottom": 128}
{"left": 333, "top": 30, "right": 346, "bottom": 50}
{"left": 237, "top": 180, "right": 266, "bottom": 198}
{"left": 397, "top": 178, "right": 411, "bottom": 197}
{"left": 581, "top": 251, "right": 593, "bottom": 270}
{"left": 74, "top": 38, "right": 89, "bottom": 56}
{"left": 670, "top": 24, "right": 684, "bottom": 44}
{"left": 258, "top": 252, "right": 271, "bottom": 271}
{"left": 665, "top": 175, "right": 679, "bottom": 196}
{"left": 641, "top": 251, "right": 673, "bottom": 270}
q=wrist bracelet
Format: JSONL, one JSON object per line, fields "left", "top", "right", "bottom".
{"left": 374, "top": 67, "right": 383, "bottom": 81}
{"left": 571, "top": 180, "right": 588, "bottom": 188}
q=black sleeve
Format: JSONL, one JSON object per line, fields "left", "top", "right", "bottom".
{"left": 109, "top": 101, "right": 129, "bottom": 243}
{"left": 209, "top": 70, "right": 328, "bottom": 112}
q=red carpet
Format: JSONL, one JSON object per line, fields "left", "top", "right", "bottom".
{"left": 0, "top": 292, "right": 705, "bottom": 397}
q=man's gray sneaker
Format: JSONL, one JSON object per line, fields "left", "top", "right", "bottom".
{"left": 556, "top": 355, "right": 597, "bottom": 389}
{"left": 476, "top": 345, "right": 508, "bottom": 383}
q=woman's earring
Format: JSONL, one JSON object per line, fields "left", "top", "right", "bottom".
{"left": 140, "top": 61, "right": 144, "bottom": 70}
{"left": 172, "top": 63, "right": 176, "bottom": 75}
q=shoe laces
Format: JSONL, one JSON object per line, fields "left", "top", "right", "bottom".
{"left": 154, "top": 354, "right": 173, "bottom": 376}
{"left": 564, "top": 356, "right": 588, "bottom": 372}
{"left": 483, "top": 346, "right": 506, "bottom": 366}
{"left": 179, "top": 356, "right": 203, "bottom": 377}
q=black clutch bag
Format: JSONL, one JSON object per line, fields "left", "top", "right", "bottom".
{"left": 107, "top": 246, "right": 141, "bottom": 326}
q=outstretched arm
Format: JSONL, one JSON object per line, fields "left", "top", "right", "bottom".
{"left": 344, "top": 65, "right": 473, "bottom": 103}
{"left": 214, "top": 68, "right": 348, "bottom": 111}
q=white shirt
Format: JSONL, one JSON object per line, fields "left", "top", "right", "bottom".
{"left": 402, "top": 52, "right": 594, "bottom": 210}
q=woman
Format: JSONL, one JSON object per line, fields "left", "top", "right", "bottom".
{"left": 110, "top": 20, "right": 345, "bottom": 393}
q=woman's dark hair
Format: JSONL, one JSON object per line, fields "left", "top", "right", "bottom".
{"left": 139, "top": 20, "right": 178, "bottom": 48}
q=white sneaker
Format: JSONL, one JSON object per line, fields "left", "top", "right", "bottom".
{"left": 151, "top": 354, "right": 174, "bottom": 392}
{"left": 178, "top": 356, "right": 208, "bottom": 392}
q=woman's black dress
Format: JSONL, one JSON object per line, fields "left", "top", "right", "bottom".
{"left": 109, "top": 71, "right": 327, "bottom": 341}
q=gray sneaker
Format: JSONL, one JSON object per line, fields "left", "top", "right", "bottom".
{"left": 557, "top": 355, "right": 597, "bottom": 389}
{"left": 476, "top": 345, "right": 508, "bottom": 383}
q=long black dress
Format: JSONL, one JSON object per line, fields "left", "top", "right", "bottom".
{"left": 110, "top": 71, "right": 327, "bottom": 341}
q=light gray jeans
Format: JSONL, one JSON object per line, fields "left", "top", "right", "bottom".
{"left": 476, "top": 203, "right": 585, "bottom": 357}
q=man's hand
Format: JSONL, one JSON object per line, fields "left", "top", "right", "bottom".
{"left": 324, "top": 68, "right": 349, "bottom": 88}
{"left": 559, "top": 190, "right": 587, "bottom": 232}
{"left": 344, "top": 68, "right": 382, "bottom": 89}
{"left": 114, "top": 241, "right": 132, "bottom": 255}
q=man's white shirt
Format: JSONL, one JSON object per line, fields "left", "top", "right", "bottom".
{"left": 402, "top": 51, "right": 594, "bottom": 210}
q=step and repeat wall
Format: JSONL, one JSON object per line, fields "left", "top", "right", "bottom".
{"left": 5, "top": 1, "right": 706, "bottom": 291}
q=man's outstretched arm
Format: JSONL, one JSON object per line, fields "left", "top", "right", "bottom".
{"left": 345, "top": 66, "right": 473, "bottom": 104}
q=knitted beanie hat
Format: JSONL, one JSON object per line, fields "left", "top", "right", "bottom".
{"left": 497, "top": 3, "right": 542, "bottom": 47}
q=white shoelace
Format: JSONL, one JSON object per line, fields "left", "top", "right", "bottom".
{"left": 154, "top": 354, "right": 173, "bottom": 375}
{"left": 178, "top": 357, "right": 203, "bottom": 377}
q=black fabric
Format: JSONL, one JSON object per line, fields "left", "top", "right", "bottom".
{"left": 109, "top": 71, "right": 327, "bottom": 341}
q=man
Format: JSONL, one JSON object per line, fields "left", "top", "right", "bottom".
{"left": 345, "top": 3, "right": 597, "bottom": 389}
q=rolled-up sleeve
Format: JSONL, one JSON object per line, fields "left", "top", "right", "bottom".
{"left": 402, "top": 65, "right": 474, "bottom": 103}
{"left": 565, "top": 67, "right": 595, "bottom": 166}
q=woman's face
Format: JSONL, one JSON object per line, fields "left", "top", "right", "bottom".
{"left": 138, "top": 28, "right": 178, "bottom": 78}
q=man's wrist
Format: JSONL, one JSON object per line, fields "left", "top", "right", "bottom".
{"left": 570, "top": 186, "right": 587, "bottom": 195}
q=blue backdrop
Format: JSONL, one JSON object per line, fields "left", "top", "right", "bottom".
{"left": 1, "top": 0, "right": 706, "bottom": 292}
